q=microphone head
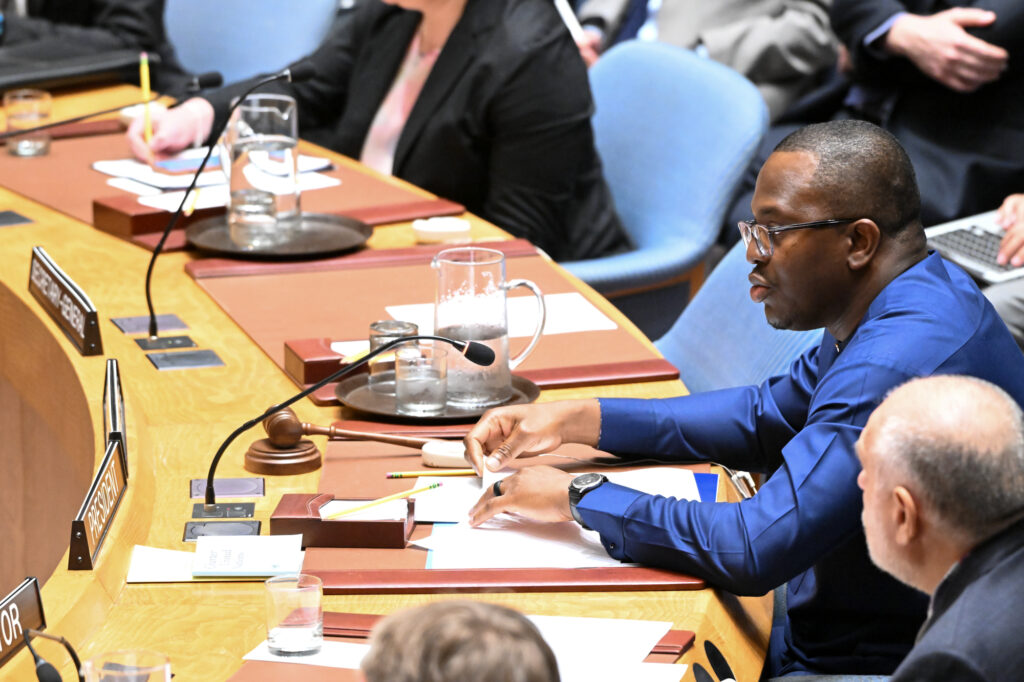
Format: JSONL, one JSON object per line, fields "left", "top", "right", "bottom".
{"left": 190, "top": 71, "right": 224, "bottom": 91}
{"left": 285, "top": 60, "right": 317, "bottom": 83}
{"left": 462, "top": 341, "right": 496, "bottom": 366}
{"left": 35, "top": 660, "right": 62, "bottom": 682}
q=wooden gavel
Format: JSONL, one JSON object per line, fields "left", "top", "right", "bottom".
{"left": 263, "top": 407, "right": 438, "bottom": 450}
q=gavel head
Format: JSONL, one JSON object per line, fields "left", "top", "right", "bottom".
{"left": 263, "top": 407, "right": 304, "bottom": 448}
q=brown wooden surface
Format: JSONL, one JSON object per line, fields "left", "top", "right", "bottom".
{"left": 0, "top": 86, "right": 771, "bottom": 682}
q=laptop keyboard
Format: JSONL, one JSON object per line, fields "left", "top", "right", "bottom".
{"left": 929, "top": 226, "right": 1019, "bottom": 272}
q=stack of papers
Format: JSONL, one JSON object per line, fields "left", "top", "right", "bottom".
{"left": 243, "top": 613, "right": 686, "bottom": 682}
{"left": 126, "top": 535, "right": 305, "bottom": 582}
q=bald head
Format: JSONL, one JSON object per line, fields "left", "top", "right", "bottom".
{"left": 872, "top": 376, "right": 1024, "bottom": 543}
{"left": 775, "top": 120, "right": 921, "bottom": 239}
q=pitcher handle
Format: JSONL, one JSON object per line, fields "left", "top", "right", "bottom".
{"left": 504, "top": 279, "right": 545, "bottom": 370}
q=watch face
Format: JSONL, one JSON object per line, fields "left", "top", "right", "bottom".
{"left": 573, "top": 473, "right": 604, "bottom": 490}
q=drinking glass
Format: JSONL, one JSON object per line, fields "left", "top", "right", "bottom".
{"left": 264, "top": 573, "right": 323, "bottom": 656}
{"left": 395, "top": 345, "right": 447, "bottom": 415}
{"left": 368, "top": 319, "right": 418, "bottom": 394}
{"left": 223, "top": 94, "right": 300, "bottom": 249}
{"left": 81, "top": 650, "right": 171, "bottom": 681}
{"left": 4, "top": 89, "right": 51, "bottom": 157}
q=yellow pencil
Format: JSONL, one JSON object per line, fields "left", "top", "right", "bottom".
{"left": 325, "top": 482, "right": 442, "bottom": 519}
{"left": 184, "top": 187, "right": 200, "bottom": 217}
{"left": 386, "top": 469, "right": 475, "bottom": 479}
{"left": 139, "top": 52, "right": 152, "bottom": 144}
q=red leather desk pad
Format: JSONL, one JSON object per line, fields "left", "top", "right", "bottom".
{"left": 227, "top": 612, "right": 694, "bottom": 681}
{"left": 300, "top": 440, "right": 707, "bottom": 594}
{"left": 195, "top": 254, "right": 678, "bottom": 404}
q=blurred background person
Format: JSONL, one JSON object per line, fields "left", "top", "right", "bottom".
{"left": 857, "top": 375, "right": 1024, "bottom": 681}
{"left": 360, "top": 601, "right": 560, "bottom": 682}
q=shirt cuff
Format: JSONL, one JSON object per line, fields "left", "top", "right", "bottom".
{"left": 863, "top": 12, "right": 906, "bottom": 59}
{"left": 596, "top": 398, "right": 653, "bottom": 452}
{"left": 575, "top": 481, "right": 646, "bottom": 561}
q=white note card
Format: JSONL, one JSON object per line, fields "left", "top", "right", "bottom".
{"left": 385, "top": 292, "right": 617, "bottom": 338}
{"left": 192, "top": 534, "right": 304, "bottom": 577}
{"left": 126, "top": 545, "right": 196, "bottom": 583}
{"left": 243, "top": 640, "right": 370, "bottom": 669}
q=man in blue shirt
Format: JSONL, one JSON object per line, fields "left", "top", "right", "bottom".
{"left": 465, "top": 120, "right": 1024, "bottom": 677}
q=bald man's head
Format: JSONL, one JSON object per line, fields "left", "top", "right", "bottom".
{"left": 871, "top": 376, "right": 1024, "bottom": 542}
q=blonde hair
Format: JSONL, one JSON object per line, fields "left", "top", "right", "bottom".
{"left": 361, "top": 601, "right": 560, "bottom": 682}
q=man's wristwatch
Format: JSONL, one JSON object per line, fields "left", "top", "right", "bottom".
{"left": 569, "top": 473, "right": 608, "bottom": 530}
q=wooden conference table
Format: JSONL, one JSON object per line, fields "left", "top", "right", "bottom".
{"left": 0, "top": 85, "right": 771, "bottom": 681}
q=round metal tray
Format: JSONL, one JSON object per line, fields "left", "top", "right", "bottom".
{"left": 185, "top": 212, "right": 372, "bottom": 259}
{"left": 334, "top": 373, "right": 540, "bottom": 423}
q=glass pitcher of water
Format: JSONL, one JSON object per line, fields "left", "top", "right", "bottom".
{"left": 222, "top": 93, "right": 300, "bottom": 249}
{"left": 432, "top": 247, "right": 546, "bottom": 408}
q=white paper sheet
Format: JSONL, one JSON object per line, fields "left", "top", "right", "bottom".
{"left": 328, "top": 339, "right": 370, "bottom": 357}
{"left": 192, "top": 534, "right": 304, "bottom": 577}
{"left": 243, "top": 640, "right": 370, "bottom": 669}
{"left": 385, "top": 292, "right": 617, "bottom": 338}
{"left": 126, "top": 545, "right": 195, "bottom": 583}
{"left": 106, "top": 176, "right": 164, "bottom": 196}
{"left": 134, "top": 170, "right": 340, "bottom": 212}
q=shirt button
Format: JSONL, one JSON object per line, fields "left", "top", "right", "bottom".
{"left": 609, "top": 543, "right": 616, "bottom": 550}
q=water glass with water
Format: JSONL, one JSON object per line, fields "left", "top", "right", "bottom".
{"left": 4, "top": 89, "right": 51, "bottom": 157}
{"left": 223, "top": 93, "right": 300, "bottom": 249}
{"left": 368, "top": 319, "right": 419, "bottom": 394}
{"left": 81, "top": 650, "right": 171, "bottom": 681}
{"left": 265, "top": 573, "right": 323, "bottom": 656}
{"left": 395, "top": 345, "right": 447, "bottom": 415}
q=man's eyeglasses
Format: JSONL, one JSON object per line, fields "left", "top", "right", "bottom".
{"left": 737, "top": 218, "right": 857, "bottom": 257}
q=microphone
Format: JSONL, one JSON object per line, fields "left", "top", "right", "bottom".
{"left": 203, "top": 335, "right": 494, "bottom": 509}
{"left": 142, "top": 58, "right": 318, "bottom": 340}
{"left": 185, "top": 70, "right": 224, "bottom": 93}
{"left": 23, "top": 629, "right": 84, "bottom": 682}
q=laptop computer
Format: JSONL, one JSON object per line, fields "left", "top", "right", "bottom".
{"left": 925, "top": 210, "right": 1024, "bottom": 284}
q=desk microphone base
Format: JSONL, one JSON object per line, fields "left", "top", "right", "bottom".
{"left": 244, "top": 437, "right": 321, "bottom": 476}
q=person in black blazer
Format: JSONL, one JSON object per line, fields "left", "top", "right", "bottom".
{"left": 128, "top": 0, "right": 627, "bottom": 262}
{"left": 857, "top": 375, "right": 1024, "bottom": 682}
{"left": 0, "top": 0, "right": 185, "bottom": 91}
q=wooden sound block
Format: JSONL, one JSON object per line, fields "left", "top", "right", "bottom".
{"left": 244, "top": 437, "right": 321, "bottom": 475}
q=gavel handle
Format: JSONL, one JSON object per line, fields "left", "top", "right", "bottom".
{"left": 302, "top": 423, "right": 433, "bottom": 449}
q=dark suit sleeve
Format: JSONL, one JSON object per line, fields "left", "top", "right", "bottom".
{"left": 3, "top": 0, "right": 165, "bottom": 55}
{"left": 202, "top": 7, "right": 364, "bottom": 145}
{"left": 891, "top": 651, "right": 988, "bottom": 682}
{"left": 480, "top": 17, "right": 603, "bottom": 257}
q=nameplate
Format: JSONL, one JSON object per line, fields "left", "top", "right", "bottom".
{"left": 102, "top": 359, "right": 128, "bottom": 479}
{"left": 27, "top": 246, "right": 103, "bottom": 356}
{"left": 69, "top": 439, "right": 127, "bottom": 570}
{"left": 0, "top": 577, "right": 45, "bottom": 668}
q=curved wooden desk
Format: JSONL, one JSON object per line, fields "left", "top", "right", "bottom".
{"left": 0, "top": 87, "right": 770, "bottom": 681}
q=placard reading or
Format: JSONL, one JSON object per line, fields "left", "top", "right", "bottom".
{"left": 69, "top": 439, "right": 127, "bottom": 570}
{"left": 103, "top": 358, "right": 128, "bottom": 479}
{"left": 27, "top": 246, "right": 102, "bottom": 356}
{"left": 0, "top": 577, "right": 45, "bottom": 669}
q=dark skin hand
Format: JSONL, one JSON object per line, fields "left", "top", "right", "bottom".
{"left": 468, "top": 465, "right": 575, "bottom": 526}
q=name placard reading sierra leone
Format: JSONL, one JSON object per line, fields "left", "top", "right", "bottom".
{"left": 28, "top": 246, "right": 102, "bottom": 356}
{"left": 69, "top": 439, "right": 127, "bottom": 570}
{"left": 0, "top": 577, "right": 45, "bottom": 669}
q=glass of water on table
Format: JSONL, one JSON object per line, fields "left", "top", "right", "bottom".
{"left": 395, "top": 344, "right": 448, "bottom": 416}
{"left": 4, "top": 88, "right": 51, "bottom": 157}
{"left": 265, "top": 573, "right": 323, "bottom": 656}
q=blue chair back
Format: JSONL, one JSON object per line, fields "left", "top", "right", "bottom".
{"left": 655, "top": 240, "right": 823, "bottom": 393}
{"left": 165, "top": 0, "right": 337, "bottom": 85}
{"left": 564, "top": 41, "right": 767, "bottom": 338}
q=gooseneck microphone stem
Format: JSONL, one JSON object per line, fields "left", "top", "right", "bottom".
{"left": 24, "top": 629, "right": 84, "bottom": 682}
{"left": 144, "top": 63, "right": 314, "bottom": 339}
{"left": 204, "top": 335, "right": 494, "bottom": 509}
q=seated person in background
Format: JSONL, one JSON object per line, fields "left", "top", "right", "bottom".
{"left": 463, "top": 120, "right": 1024, "bottom": 677}
{"left": 857, "top": 375, "right": 1024, "bottom": 681}
{"left": 574, "top": 0, "right": 838, "bottom": 121}
{"left": 126, "top": 0, "right": 628, "bottom": 262}
{"left": 728, "top": 1, "right": 1024, "bottom": 239}
{"left": 983, "top": 193, "right": 1024, "bottom": 350}
{"left": 360, "top": 601, "right": 560, "bottom": 682}
{"left": 0, "top": 0, "right": 186, "bottom": 92}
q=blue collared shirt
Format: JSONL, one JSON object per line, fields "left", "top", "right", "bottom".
{"left": 579, "top": 252, "right": 1024, "bottom": 675}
